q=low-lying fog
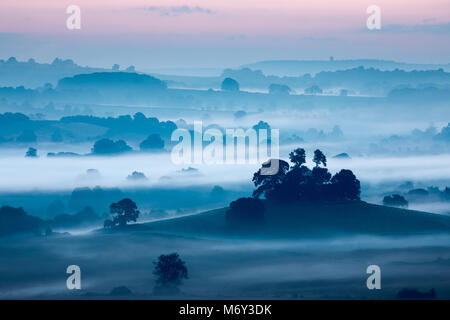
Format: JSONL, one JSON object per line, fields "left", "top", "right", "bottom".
{"left": 1, "top": 231, "right": 449, "bottom": 299}
{"left": 1, "top": 145, "right": 448, "bottom": 216}
{"left": 0, "top": 147, "right": 448, "bottom": 191}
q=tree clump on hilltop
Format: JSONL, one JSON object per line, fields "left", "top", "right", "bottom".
{"left": 252, "top": 148, "right": 360, "bottom": 203}
{"left": 226, "top": 147, "right": 361, "bottom": 225}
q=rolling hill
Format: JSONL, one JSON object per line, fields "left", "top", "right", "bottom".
{"left": 114, "top": 201, "right": 450, "bottom": 239}
{"left": 242, "top": 59, "right": 450, "bottom": 76}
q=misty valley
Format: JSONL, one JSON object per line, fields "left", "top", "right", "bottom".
{"left": 0, "top": 57, "right": 449, "bottom": 300}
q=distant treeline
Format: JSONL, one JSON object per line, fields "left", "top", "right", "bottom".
{"left": 1, "top": 57, "right": 450, "bottom": 106}
{"left": 0, "top": 57, "right": 136, "bottom": 88}
{"left": 0, "top": 112, "right": 176, "bottom": 144}
{"left": 219, "top": 67, "right": 450, "bottom": 94}
{"left": 242, "top": 59, "right": 450, "bottom": 76}
{"left": 0, "top": 57, "right": 107, "bottom": 88}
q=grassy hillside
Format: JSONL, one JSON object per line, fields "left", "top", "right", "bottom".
{"left": 131, "top": 201, "right": 450, "bottom": 239}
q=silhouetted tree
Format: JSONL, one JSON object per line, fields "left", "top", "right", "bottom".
{"left": 330, "top": 169, "right": 361, "bottom": 200}
{"left": 226, "top": 197, "right": 265, "bottom": 225}
{"left": 250, "top": 147, "right": 361, "bottom": 203}
{"left": 268, "top": 83, "right": 291, "bottom": 95}
{"left": 433, "top": 123, "right": 450, "bottom": 142}
{"left": 444, "top": 187, "right": 450, "bottom": 200}
{"left": 252, "top": 159, "right": 290, "bottom": 198}
{"left": 210, "top": 185, "right": 226, "bottom": 198}
{"left": 252, "top": 120, "right": 271, "bottom": 132}
{"left": 104, "top": 219, "right": 114, "bottom": 229}
{"left": 233, "top": 110, "right": 247, "bottom": 119}
{"left": 86, "top": 168, "right": 101, "bottom": 179}
{"left": 91, "top": 139, "right": 132, "bottom": 155}
{"left": 0, "top": 206, "right": 43, "bottom": 236}
{"left": 127, "top": 171, "right": 147, "bottom": 181}
{"left": 109, "top": 198, "right": 140, "bottom": 227}
{"left": 313, "top": 149, "right": 327, "bottom": 167}
{"left": 140, "top": 134, "right": 164, "bottom": 151}
{"left": 153, "top": 253, "right": 188, "bottom": 294}
{"left": 25, "top": 147, "right": 37, "bottom": 157}
{"left": 273, "top": 164, "right": 312, "bottom": 201}
{"left": 133, "top": 112, "right": 146, "bottom": 122}
{"left": 69, "top": 186, "right": 124, "bottom": 212}
{"left": 51, "top": 206, "right": 100, "bottom": 229}
{"left": 289, "top": 148, "right": 306, "bottom": 168}
{"left": 383, "top": 194, "right": 408, "bottom": 208}
{"left": 221, "top": 77, "right": 240, "bottom": 91}
{"left": 311, "top": 166, "right": 331, "bottom": 184}
{"left": 305, "top": 85, "right": 323, "bottom": 95}
{"left": 7, "top": 56, "right": 17, "bottom": 64}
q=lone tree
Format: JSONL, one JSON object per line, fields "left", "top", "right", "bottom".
{"left": 127, "top": 171, "right": 148, "bottom": 181}
{"left": 153, "top": 253, "right": 188, "bottom": 294}
{"left": 25, "top": 147, "right": 37, "bottom": 158}
{"left": 221, "top": 77, "right": 240, "bottom": 92}
{"left": 313, "top": 149, "right": 327, "bottom": 167}
{"left": 268, "top": 83, "right": 291, "bottom": 95}
{"left": 91, "top": 139, "right": 132, "bottom": 155}
{"left": 383, "top": 194, "right": 408, "bottom": 208}
{"left": 107, "top": 198, "right": 140, "bottom": 227}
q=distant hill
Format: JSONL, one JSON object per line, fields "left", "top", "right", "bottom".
{"left": 242, "top": 59, "right": 450, "bottom": 76}
{"left": 388, "top": 86, "right": 450, "bottom": 101}
{"left": 148, "top": 67, "right": 450, "bottom": 96}
{"left": 219, "top": 67, "right": 450, "bottom": 94}
{"left": 118, "top": 201, "right": 450, "bottom": 238}
{"left": 0, "top": 206, "right": 45, "bottom": 237}
{"left": 0, "top": 57, "right": 108, "bottom": 88}
{"left": 57, "top": 72, "right": 167, "bottom": 92}
{"left": 55, "top": 72, "right": 168, "bottom": 103}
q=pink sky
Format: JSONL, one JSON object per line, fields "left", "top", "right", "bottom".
{"left": 1, "top": 0, "right": 449, "bottom": 35}
{"left": 0, "top": 1, "right": 449, "bottom": 68}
